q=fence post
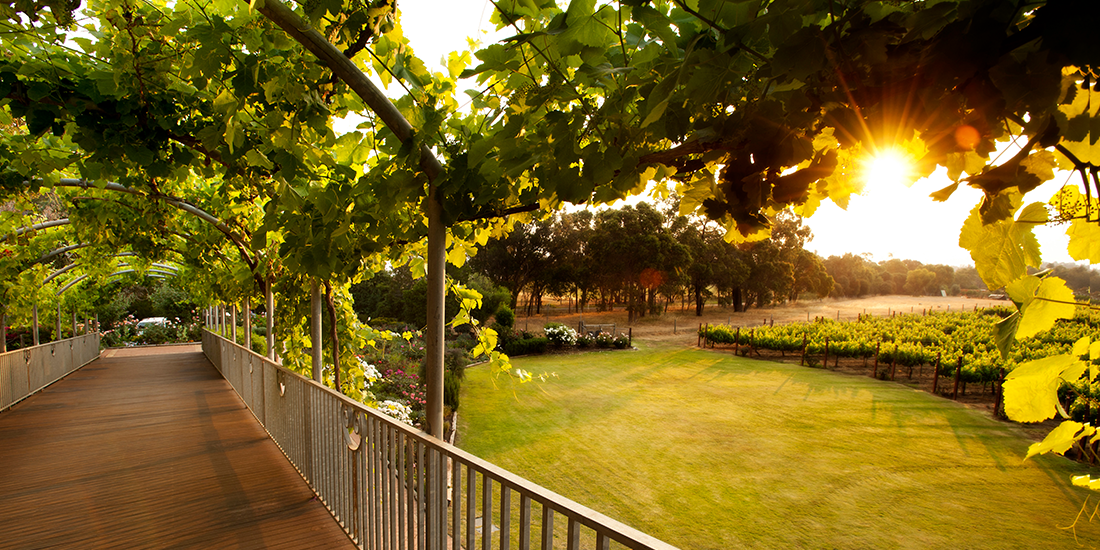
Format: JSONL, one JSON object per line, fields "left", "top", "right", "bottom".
{"left": 698, "top": 323, "right": 702, "bottom": 347}
{"left": 953, "top": 356, "right": 963, "bottom": 400}
{"left": 873, "top": 341, "right": 880, "bottom": 378}
{"left": 824, "top": 337, "right": 829, "bottom": 369}
{"left": 890, "top": 344, "right": 898, "bottom": 381}
{"left": 800, "top": 333, "right": 807, "bottom": 366}
{"left": 995, "top": 367, "right": 1006, "bottom": 418}
{"left": 628, "top": 327, "right": 632, "bottom": 348}
{"left": 933, "top": 352, "right": 941, "bottom": 394}
{"left": 735, "top": 327, "right": 740, "bottom": 348}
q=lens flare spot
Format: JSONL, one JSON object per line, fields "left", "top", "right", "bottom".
{"left": 955, "top": 125, "right": 981, "bottom": 150}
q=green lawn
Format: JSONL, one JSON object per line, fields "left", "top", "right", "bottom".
{"left": 458, "top": 340, "right": 1100, "bottom": 550}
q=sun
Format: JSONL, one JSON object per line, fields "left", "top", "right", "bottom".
{"left": 863, "top": 148, "right": 914, "bottom": 189}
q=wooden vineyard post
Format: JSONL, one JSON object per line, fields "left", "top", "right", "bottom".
{"left": 873, "top": 342, "right": 880, "bottom": 378}
{"left": 735, "top": 327, "right": 740, "bottom": 349}
{"left": 800, "top": 333, "right": 807, "bottom": 366}
{"left": 953, "top": 356, "right": 963, "bottom": 400}
{"left": 891, "top": 344, "right": 898, "bottom": 381}
{"left": 995, "top": 367, "right": 1006, "bottom": 418}
{"left": 824, "top": 338, "right": 829, "bottom": 368}
{"left": 698, "top": 323, "right": 703, "bottom": 347}
{"left": 628, "top": 327, "right": 632, "bottom": 348}
{"left": 933, "top": 352, "right": 941, "bottom": 394}
{"left": 749, "top": 329, "right": 755, "bottom": 352}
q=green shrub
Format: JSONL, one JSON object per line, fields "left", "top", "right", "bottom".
{"left": 444, "top": 370, "right": 461, "bottom": 411}
{"left": 504, "top": 337, "right": 548, "bottom": 356}
{"left": 494, "top": 306, "right": 515, "bottom": 330}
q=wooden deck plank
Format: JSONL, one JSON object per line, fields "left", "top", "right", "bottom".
{"left": 0, "top": 345, "right": 357, "bottom": 550}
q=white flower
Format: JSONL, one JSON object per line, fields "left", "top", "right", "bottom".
{"left": 357, "top": 356, "right": 382, "bottom": 385}
{"left": 377, "top": 400, "right": 412, "bottom": 424}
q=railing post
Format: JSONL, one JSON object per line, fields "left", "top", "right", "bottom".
{"left": 243, "top": 299, "right": 252, "bottom": 351}
{"left": 266, "top": 281, "right": 276, "bottom": 362}
{"left": 32, "top": 303, "right": 39, "bottom": 346}
{"left": 56, "top": 305, "right": 61, "bottom": 341}
{"left": 1, "top": 311, "right": 6, "bottom": 353}
{"left": 311, "top": 280, "right": 323, "bottom": 383}
{"left": 231, "top": 304, "right": 238, "bottom": 344}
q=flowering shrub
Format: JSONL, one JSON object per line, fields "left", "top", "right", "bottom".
{"left": 376, "top": 400, "right": 413, "bottom": 424}
{"left": 544, "top": 323, "right": 578, "bottom": 347}
{"left": 374, "top": 367, "right": 426, "bottom": 417}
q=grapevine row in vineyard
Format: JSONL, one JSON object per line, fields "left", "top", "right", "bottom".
{"left": 699, "top": 308, "right": 1100, "bottom": 388}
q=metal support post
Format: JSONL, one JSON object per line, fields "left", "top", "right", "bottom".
{"left": 311, "top": 280, "right": 323, "bottom": 382}
{"left": 231, "top": 304, "right": 238, "bottom": 343}
{"left": 243, "top": 299, "right": 252, "bottom": 350}
{"left": 266, "top": 282, "right": 276, "bottom": 362}
{"left": 32, "top": 304, "right": 39, "bottom": 346}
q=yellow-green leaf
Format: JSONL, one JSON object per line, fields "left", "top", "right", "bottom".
{"left": 1004, "top": 354, "right": 1087, "bottom": 422}
{"left": 1026, "top": 420, "right": 1092, "bottom": 459}
{"left": 1006, "top": 275, "right": 1077, "bottom": 340}
{"left": 1067, "top": 217, "right": 1100, "bottom": 262}
{"left": 959, "top": 201, "right": 1045, "bottom": 291}
{"left": 1072, "top": 475, "right": 1100, "bottom": 491}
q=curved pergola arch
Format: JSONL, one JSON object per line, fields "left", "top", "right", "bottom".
{"left": 8, "top": 179, "right": 264, "bottom": 290}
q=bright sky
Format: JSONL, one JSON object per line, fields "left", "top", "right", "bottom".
{"left": 396, "top": 1, "right": 1083, "bottom": 269}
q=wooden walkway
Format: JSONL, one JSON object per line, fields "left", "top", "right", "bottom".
{"left": 0, "top": 345, "right": 357, "bottom": 549}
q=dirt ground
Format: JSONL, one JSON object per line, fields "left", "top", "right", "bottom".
{"left": 514, "top": 294, "right": 1056, "bottom": 436}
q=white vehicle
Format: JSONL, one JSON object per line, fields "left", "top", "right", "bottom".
{"left": 136, "top": 317, "right": 169, "bottom": 331}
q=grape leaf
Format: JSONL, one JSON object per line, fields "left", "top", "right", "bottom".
{"left": 1004, "top": 354, "right": 1087, "bottom": 423}
{"left": 1025, "top": 420, "right": 1093, "bottom": 459}
{"left": 1005, "top": 274, "right": 1076, "bottom": 340}
{"left": 1067, "top": 217, "right": 1100, "bottom": 262}
{"left": 959, "top": 202, "right": 1045, "bottom": 291}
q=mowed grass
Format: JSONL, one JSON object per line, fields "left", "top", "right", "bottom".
{"left": 458, "top": 340, "right": 1100, "bottom": 550}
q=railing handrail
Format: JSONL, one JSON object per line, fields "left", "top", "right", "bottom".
{"left": 203, "top": 328, "right": 679, "bottom": 550}
{"left": 0, "top": 332, "right": 98, "bottom": 359}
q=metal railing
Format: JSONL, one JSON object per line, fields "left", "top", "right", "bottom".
{"left": 0, "top": 332, "right": 101, "bottom": 411}
{"left": 202, "top": 330, "right": 677, "bottom": 550}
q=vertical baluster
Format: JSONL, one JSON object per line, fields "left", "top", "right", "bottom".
{"left": 391, "top": 427, "right": 400, "bottom": 550}
{"left": 500, "top": 486, "right": 511, "bottom": 550}
{"left": 383, "top": 422, "right": 393, "bottom": 549}
{"left": 418, "top": 441, "right": 427, "bottom": 550}
{"left": 406, "top": 435, "right": 416, "bottom": 550}
{"left": 566, "top": 519, "right": 580, "bottom": 550}
{"left": 518, "top": 495, "right": 531, "bottom": 550}
{"left": 540, "top": 506, "right": 553, "bottom": 550}
{"left": 433, "top": 448, "right": 442, "bottom": 550}
{"left": 466, "top": 464, "right": 476, "bottom": 550}
{"left": 400, "top": 431, "right": 409, "bottom": 550}
{"left": 595, "top": 532, "right": 610, "bottom": 550}
{"left": 482, "top": 473, "right": 493, "bottom": 550}
{"left": 452, "top": 458, "right": 462, "bottom": 550}
{"left": 369, "top": 415, "right": 378, "bottom": 550}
